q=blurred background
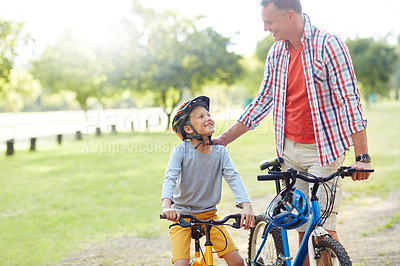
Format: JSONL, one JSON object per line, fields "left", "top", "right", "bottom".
{"left": 0, "top": 0, "right": 399, "bottom": 144}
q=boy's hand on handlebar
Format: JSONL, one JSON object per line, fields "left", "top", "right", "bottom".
{"left": 162, "top": 208, "right": 180, "bottom": 222}
{"left": 350, "top": 161, "right": 372, "bottom": 181}
{"left": 240, "top": 202, "right": 255, "bottom": 230}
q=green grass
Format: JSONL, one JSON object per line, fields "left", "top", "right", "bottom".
{"left": 0, "top": 101, "right": 399, "bottom": 264}
{"left": 0, "top": 133, "right": 180, "bottom": 265}
{"left": 341, "top": 101, "right": 400, "bottom": 198}
{"left": 363, "top": 212, "right": 400, "bottom": 236}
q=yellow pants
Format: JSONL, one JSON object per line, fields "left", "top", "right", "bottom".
{"left": 169, "top": 210, "right": 239, "bottom": 263}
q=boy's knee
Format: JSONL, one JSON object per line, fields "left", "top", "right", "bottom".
{"left": 172, "top": 259, "right": 189, "bottom": 266}
{"left": 222, "top": 250, "right": 244, "bottom": 266}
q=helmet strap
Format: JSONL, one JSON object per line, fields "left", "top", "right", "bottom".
{"left": 185, "top": 121, "right": 213, "bottom": 150}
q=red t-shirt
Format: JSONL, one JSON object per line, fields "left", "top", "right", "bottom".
{"left": 284, "top": 43, "right": 316, "bottom": 144}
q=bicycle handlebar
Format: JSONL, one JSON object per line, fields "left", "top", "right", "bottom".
{"left": 257, "top": 167, "right": 374, "bottom": 183}
{"left": 160, "top": 213, "right": 244, "bottom": 229}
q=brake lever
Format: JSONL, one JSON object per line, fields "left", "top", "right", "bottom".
{"left": 232, "top": 215, "right": 241, "bottom": 229}
{"left": 168, "top": 217, "right": 191, "bottom": 229}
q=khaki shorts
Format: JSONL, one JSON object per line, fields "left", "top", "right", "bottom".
{"left": 169, "top": 210, "right": 238, "bottom": 263}
{"left": 282, "top": 137, "right": 346, "bottom": 232}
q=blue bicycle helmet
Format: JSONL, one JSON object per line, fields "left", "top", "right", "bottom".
{"left": 266, "top": 187, "right": 310, "bottom": 229}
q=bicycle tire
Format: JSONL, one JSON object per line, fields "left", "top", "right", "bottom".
{"left": 313, "top": 237, "right": 352, "bottom": 266}
{"left": 247, "top": 214, "right": 285, "bottom": 266}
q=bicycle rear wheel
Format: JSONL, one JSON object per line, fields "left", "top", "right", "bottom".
{"left": 313, "top": 237, "right": 352, "bottom": 266}
{"left": 247, "top": 214, "right": 285, "bottom": 266}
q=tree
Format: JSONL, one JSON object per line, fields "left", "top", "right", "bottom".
{"left": 255, "top": 35, "right": 275, "bottom": 62}
{"left": 29, "top": 1, "right": 243, "bottom": 123}
{"left": 393, "top": 35, "right": 400, "bottom": 100}
{"left": 0, "top": 67, "right": 41, "bottom": 112}
{"left": 0, "top": 19, "right": 31, "bottom": 91}
{"left": 30, "top": 29, "right": 108, "bottom": 114}
{"left": 239, "top": 35, "right": 275, "bottom": 97}
{"left": 93, "top": 17, "right": 145, "bottom": 104}
{"left": 235, "top": 56, "right": 265, "bottom": 99}
{"left": 128, "top": 2, "right": 243, "bottom": 129}
{"left": 347, "top": 37, "right": 398, "bottom": 100}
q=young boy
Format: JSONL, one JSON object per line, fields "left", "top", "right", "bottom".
{"left": 162, "top": 96, "right": 255, "bottom": 266}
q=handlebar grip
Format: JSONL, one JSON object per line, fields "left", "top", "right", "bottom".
{"left": 257, "top": 174, "right": 283, "bottom": 181}
{"left": 160, "top": 214, "right": 167, "bottom": 219}
{"left": 343, "top": 168, "right": 374, "bottom": 176}
{"left": 259, "top": 157, "right": 284, "bottom": 171}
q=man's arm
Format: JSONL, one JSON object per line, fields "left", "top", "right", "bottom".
{"left": 213, "top": 121, "right": 251, "bottom": 146}
{"left": 350, "top": 129, "right": 372, "bottom": 181}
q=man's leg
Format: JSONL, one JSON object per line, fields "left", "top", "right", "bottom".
{"left": 282, "top": 137, "right": 345, "bottom": 265}
{"left": 304, "top": 153, "right": 345, "bottom": 265}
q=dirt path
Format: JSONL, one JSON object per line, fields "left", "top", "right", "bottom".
{"left": 60, "top": 190, "right": 400, "bottom": 266}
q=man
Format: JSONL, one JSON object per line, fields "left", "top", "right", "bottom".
{"left": 214, "top": 0, "right": 372, "bottom": 250}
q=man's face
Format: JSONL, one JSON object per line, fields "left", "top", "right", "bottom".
{"left": 261, "top": 3, "right": 290, "bottom": 41}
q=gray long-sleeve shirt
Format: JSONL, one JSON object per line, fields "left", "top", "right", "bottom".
{"left": 162, "top": 141, "right": 251, "bottom": 214}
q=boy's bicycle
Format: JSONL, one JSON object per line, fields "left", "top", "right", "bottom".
{"left": 246, "top": 157, "right": 374, "bottom": 266}
{"left": 160, "top": 213, "right": 243, "bottom": 266}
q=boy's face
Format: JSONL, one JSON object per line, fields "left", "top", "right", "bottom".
{"left": 184, "top": 106, "right": 215, "bottom": 137}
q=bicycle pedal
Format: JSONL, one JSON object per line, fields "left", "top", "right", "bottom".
{"left": 279, "top": 254, "right": 292, "bottom": 261}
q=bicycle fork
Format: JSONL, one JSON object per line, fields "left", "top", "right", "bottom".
{"left": 307, "top": 226, "right": 331, "bottom": 266}
{"left": 252, "top": 223, "right": 292, "bottom": 266}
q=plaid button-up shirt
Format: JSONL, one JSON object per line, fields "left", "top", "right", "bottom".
{"left": 239, "top": 14, "right": 366, "bottom": 166}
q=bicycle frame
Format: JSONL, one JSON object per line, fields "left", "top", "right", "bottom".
{"left": 192, "top": 224, "right": 213, "bottom": 266}
{"left": 252, "top": 192, "right": 325, "bottom": 266}
{"left": 251, "top": 160, "right": 373, "bottom": 266}
{"left": 160, "top": 213, "right": 242, "bottom": 266}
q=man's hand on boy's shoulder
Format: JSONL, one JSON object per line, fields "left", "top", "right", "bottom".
{"left": 240, "top": 202, "right": 255, "bottom": 230}
{"left": 212, "top": 122, "right": 251, "bottom": 147}
{"left": 212, "top": 136, "right": 227, "bottom": 147}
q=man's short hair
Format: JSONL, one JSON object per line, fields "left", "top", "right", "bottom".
{"left": 260, "top": 0, "right": 302, "bottom": 14}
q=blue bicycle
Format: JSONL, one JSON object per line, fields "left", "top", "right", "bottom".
{"left": 246, "top": 157, "right": 374, "bottom": 266}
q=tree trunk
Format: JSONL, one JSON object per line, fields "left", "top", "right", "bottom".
{"left": 166, "top": 112, "right": 172, "bottom": 130}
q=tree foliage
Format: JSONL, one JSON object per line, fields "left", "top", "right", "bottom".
{"left": 255, "top": 35, "right": 275, "bottom": 62}
{"left": 128, "top": 2, "right": 243, "bottom": 128}
{"left": 0, "top": 67, "right": 41, "bottom": 112}
{"left": 29, "top": 2, "right": 242, "bottom": 128}
{"left": 237, "top": 35, "right": 274, "bottom": 98}
{"left": 0, "top": 19, "right": 31, "bottom": 91}
{"left": 393, "top": 36, "right": 400, "bottom": 99}
{"left": 347, "top": 37, "right": 398, "bottom": 99}
{"left": 30, "top": 29, "right": 108, "bottom": 113}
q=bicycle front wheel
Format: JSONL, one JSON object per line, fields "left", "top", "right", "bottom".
{"left": 247, "top": 214, "right": 285, "bottom": 266}
{"left": 313, "top": 237, "right": 352, "bottom": 266}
